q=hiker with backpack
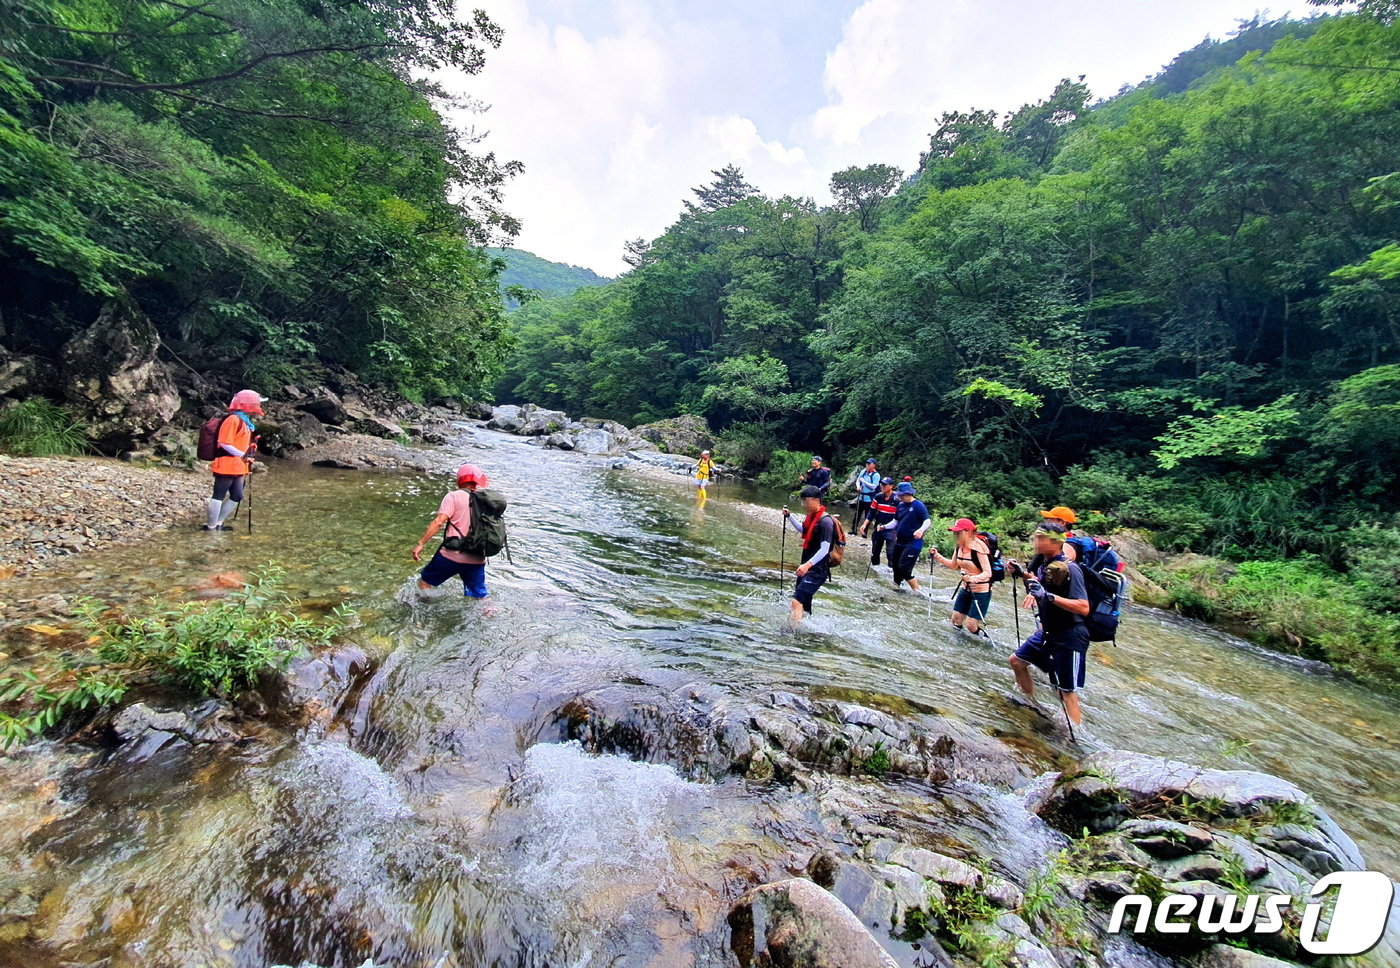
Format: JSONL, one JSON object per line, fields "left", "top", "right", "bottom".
{"left": 199, "top": 389, "right": 264, "bottom": 531}
{"left": 783, "top": 485, "right": 843, "bottom": 625}
{"left": 930, "top": 517, "right": 1000, "bottom": 635}
{"left": 887, "top": 481, "right": 930, "bottom": 594}
{"left": 411, "top": 463, "right": 507, "bottom": 600}
{"left": 1006, "top": 527, "right": 1092, "bottom": 727}
{"left": 798, "top": 456, "right": 832, "bottom": 497}
{"left": 1039, "top": 506, "right": 1080, "bottom": 560}
{"left": 851, "top": 458, "right": 881, "bottom": 532}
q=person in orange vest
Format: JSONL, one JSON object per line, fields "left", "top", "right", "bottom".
{"left": 205, "top": 389, "right": 263, "bottom": 531}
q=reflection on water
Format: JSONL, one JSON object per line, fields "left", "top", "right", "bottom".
{"left": 2, "top": 425, "right": 1398, "bottom": 967}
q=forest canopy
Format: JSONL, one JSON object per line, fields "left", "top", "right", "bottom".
{"left": 0, "top": 0, "right": 520, "bottom": 400}
{"left": 497, "top": 13, "right": 1400, "bottom": 563}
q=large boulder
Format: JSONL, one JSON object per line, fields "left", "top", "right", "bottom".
{"left": 0, "top": 347, "right": 58, "bottom": 399}
{"left": 1034, "top": 750, "right": 1364, "bottom": 870}
{"left": 573, "top": 428, "right": 619, "bottom": 455}
{"left": 631, "top": 414, "right": 714, "bottom": 455}
{"left": 295, "top": 387, "right": 349, "bottom": 425}
{"left": 728, "top": 878, "right": 899, "bottom": 968}
{"left": 519, "top": 405, "right": 570, "bottom": 436}
{"left": 59, "top": 301, "right": 181, "bottom": 452}
{"left": 256, "top": 406, "right": 329, "bottom": 455}
{"left": 486, "top": 404, "right": 526, "bottom": 433}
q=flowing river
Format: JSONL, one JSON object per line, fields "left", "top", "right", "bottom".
{"left": 1, "top": 424, "right": 1398, "bottom": 967}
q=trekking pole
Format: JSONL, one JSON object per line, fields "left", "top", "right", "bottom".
{"left": 1058, "top": 688, "right": 1077, "bottom": 743}
{"left": 1011, "top": 574, "right": 1021, "bottom": 640}
{"left": 778, "top": 508, "right": 789, "bottom": 602}
{"left": 245, "top": 435, "right": 260, "bottom": 535}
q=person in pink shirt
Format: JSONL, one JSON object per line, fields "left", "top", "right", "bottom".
{"left": 412, "top": 463, "right": 491, "bottom": 598}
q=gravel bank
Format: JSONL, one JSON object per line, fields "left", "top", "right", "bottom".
{"left": 0, "top": 455, "right": 206, "bottom": 579}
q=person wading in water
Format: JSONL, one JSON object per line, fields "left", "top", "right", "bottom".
{"left": 888, "top": 481, "right": 930, "bottom": 594}
{"left": 1007, "top": 527, "right": 1092, "bottom": 727}
{"left": 412, "top": 463, "right": 494, "bottom": 602}
{"left": 203, "top": 389, "right": 263, "bottom": 531}
{"left": 852, "top": 458, "right": 880, "bottom": 532}
{"left": 931, "top": 517, "right": 993, "bottom": 635}
{"left": 783, "top": 485, "right": 836, "bottom": 626}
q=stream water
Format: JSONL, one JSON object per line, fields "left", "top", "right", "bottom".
{"left": 1, "top": 425, "right": 1397, "bottom": 968}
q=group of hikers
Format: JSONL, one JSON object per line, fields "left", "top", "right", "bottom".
{"left": 199, "top": 394, "right": 1120, "bottom": 731}
{"left": 782, "top": 456, "right": 1127, "bottom": 729}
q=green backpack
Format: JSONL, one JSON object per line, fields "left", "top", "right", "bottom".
{"left": 463, "top": 488, "right": 509, "bottom": 558}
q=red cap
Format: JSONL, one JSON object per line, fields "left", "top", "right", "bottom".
{"left": 902, "top": 475, "right": 913, "bottom": 481}
{"left": 949, "top": 517, "right": 977, "bottom": 532}
{"left": 456, "top": 463, "right": 489, "bottom": 488}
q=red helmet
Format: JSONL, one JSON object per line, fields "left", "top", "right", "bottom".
{"left": 456, "top": 463, "right": 489, "bottom": 488}
{"left": 229, "top": 389, "right": 265, "bottom": 415}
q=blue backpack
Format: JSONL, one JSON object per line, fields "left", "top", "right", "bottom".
{"left": 976, "top": 531, "right": 1006, "bottom": 583}
{"left": 1066, "top": 535, "right": 1127, "bottom": 643}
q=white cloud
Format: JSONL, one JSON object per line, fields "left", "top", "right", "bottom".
{"left": 443, "top": 0, "right": 1295, "bottom": 276}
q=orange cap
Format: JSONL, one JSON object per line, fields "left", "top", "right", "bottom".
{"left": 1039, "top": 506, "right": 1078, "bottom": 524}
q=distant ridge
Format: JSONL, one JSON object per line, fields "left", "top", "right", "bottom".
{"left": 488, "top": 247, "right": 612, "bottom": 305}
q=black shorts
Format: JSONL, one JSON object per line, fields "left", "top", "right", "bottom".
{"left": 792, "top": 567, "right": 830, "bottom": 613}
{"left": 1015, "top": 625, "right": 1090, "bottom": 692}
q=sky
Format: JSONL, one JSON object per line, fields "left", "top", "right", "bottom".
{"left": 444, "top": 0, "right": 1293, "bottom": 277}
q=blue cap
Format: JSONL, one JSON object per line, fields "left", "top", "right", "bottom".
{"left": 895, "top": 481, "right": 916, "bottom": 495}
{"left": 880, "top": 477, "right": 894, "bottom": 485}
{"left": 864, "top": 457, "right": 876, "bottom": 465}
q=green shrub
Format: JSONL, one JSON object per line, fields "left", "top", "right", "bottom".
{"left": 756, "top": 449, "right": 814, "bottom": 491}
{"left": 716, "top": 423, "right": 780, "bottom": 473}
{"left": 1221, "top": 558, "right": 1400, "bottom": 683}
{"left": 1342, "top": 523, "right": 1400, "bottom": 609}
{"left": 0, "top": 569, "right": 349, "bottom": 747}
{"left": 0, "top": 398, "right": 88, "bottom": 456}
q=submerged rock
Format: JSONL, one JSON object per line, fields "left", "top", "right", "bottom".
{"left": 728, "top": 877, "right": 900, "bottom": 968}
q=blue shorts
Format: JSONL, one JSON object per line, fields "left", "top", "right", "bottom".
{"left": 952, "top": 586, "right": 991, "bottom": 622}
{"left": 1015, "top": 626, "right": 1090, "bottom": 692}
{"left": 420, "top": 551, "right": 489, "bottom": 598}
{"left": 792, "top": 567, "right": 830, "bottom": 613}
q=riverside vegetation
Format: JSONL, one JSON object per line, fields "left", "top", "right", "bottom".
{"left": 496, "top": 6, "right": 1400, "bottom": 687}
{"left": 4, "top": 3, "right": 1400, "bottom": 686}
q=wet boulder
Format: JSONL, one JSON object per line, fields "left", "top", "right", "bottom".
{"left": 728, "top": 877, "right": 900, "bottom": 968}
{"left": 59, "top": 301, "right": 181, "bottom": 452}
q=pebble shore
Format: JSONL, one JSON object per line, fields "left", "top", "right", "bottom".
{"left": 0, "top": 455, "right": 206, "bottom": 580}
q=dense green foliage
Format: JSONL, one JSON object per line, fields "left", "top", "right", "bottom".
{"left": 488, "top": 246, "right": 611, "bottom": 306}
{"left": 0, "top": 0, "right": 519, "bottom": 400}
{"left": 0, "top": 570, "right": 346, "bottom": 747}
{"left": 0, "top": 397, "right": 87, "bottom": 454}
{"left": 498, "top": 13, "right": 1400, "bottom": 682}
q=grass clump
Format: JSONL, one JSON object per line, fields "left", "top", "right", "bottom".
{"left": 0, "top": 569, "right": 348, "bottom": 747}
{"left": 0, "top": 398, "right": 88, "bottom": 456}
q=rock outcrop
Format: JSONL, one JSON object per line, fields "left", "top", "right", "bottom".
{"left": 59, "top": 301, "right": 181, "bottom": 452}
{"left": 631, "top": 413, "right": 714, "bottom": 455}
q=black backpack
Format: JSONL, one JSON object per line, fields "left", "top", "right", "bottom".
{"left": 975, "top": 531, "right": 1006, "bottom": 583}
{"left": 440, "top": 488, "right": 509, "bottom": 558}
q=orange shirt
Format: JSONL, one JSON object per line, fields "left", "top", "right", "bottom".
{"left": 210, "top": 415, "right": 252, "bottom": 476}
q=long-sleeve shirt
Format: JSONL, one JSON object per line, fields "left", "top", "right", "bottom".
{"left": 855, "top": 469, "right": 881, "bottom": 498}
{"left": 801, "top": 467, "right": 831, "bottom": 493}
{"left": 210, "top": 414, "right": 254, "bottom": 477}
{"left": 893, "top": 499, "right": 930, "bottom": 543}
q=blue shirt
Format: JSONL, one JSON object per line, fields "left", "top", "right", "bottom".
{"left": 894, "top": 498, "right": 929, "bottom": 542}
{"left": 802, "top": 466, "right": 831, "bottom": 492}
{"left": 856, "top": 469, "right": 881, "bottom": 498}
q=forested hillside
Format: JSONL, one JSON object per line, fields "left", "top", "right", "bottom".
{"left": 497, "top": 8, "right": 1400, "bottom": 680}
{"left": 0, "top": 0, "right": 519, "bottom": 402}
{"left": 488, "top": 247, "right": 611, "bottom": 305}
